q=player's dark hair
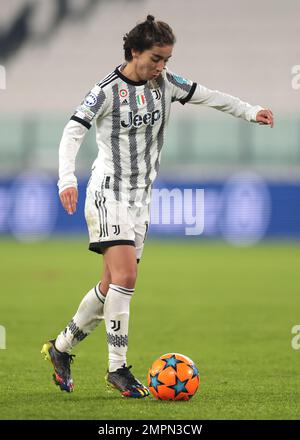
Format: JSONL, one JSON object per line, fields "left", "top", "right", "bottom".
{"left": 123, "top": 15, "right": 176, "bottom": 61}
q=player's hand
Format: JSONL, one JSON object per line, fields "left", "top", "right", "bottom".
{"left": 256, "top": 109, "right": 274, "bottom": 128}
{"left": 59, "top": 187, "right": 78, "bottom": 215}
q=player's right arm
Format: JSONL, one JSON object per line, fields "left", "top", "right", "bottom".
{"left": 58, "top": 84, "right": 107, "bottom": 215}
{"left": 58, "top": 120, "right": 87, "bottom": 215}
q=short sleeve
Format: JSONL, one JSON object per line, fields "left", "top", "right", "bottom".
{"left": 70, "top": 84, "right": 107, "bottom": 129}
{"left": 165, "top": 70, "right": 197, "bottom": 105}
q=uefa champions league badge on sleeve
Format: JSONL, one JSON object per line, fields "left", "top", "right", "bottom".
{"left": 84, "top": 92, "right": 98, "bottom": 107}
{"left": 173, "top": 74, "right": 189, "bottom": 85}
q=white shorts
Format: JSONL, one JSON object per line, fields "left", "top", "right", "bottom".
{"left": 84, "top": 179, "right": 150, "bottom": 261}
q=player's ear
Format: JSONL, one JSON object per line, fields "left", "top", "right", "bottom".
{"left": 131, "top": 48, "right": 141, "bottom": 60}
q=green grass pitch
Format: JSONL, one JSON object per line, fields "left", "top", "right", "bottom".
{"left": 0, "top": 238, "right": 300, "bottom": 420}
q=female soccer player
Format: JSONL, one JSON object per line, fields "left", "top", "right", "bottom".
{"left": 41, "top": 15, "right": 273, "bottom": 398}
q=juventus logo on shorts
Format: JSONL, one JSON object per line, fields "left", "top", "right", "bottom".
{"left": 152, "top": 89, "right": 162, "bottom": 100}
{"left": 110, "top": 320, "right": 121, "bottom": 332}
{"left": 112, "top": 225, "right": 120, "bottom": 235}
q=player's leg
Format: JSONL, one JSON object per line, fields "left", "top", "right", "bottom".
{"left": 41, "top": 279, "right": 106, "bottom": 392}
{"left": 103, "top": 244, "right": 137, "bottom": 372}
{"left": 41, "top": 177, "right": 114, "bottom": 392}
{"left": 55, "top": 284, "right": 107, "bottom": 354}
{"left": 41, "top": 260, "right": 111, "bottom": 392}
{"left": 100, "top": 258, "right": 112, "bottom": 295}
{"left": 50, "top": 258, "right": 111, "bottom": 352}
{"left": 103, "top": 244, "right": 149, "bottom": 398}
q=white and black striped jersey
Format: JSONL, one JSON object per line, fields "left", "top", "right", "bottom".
{"left": 58, "top": 65, "right": 263, "bottom": 206}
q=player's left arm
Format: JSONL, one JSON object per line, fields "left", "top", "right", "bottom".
{"left": 186, "top": 82, "right": 274, "bottom": 127}
{"left": 166, "top": 70, "right": 274, "bottom": 127}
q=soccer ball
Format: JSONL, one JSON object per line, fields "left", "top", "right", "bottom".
{"left": 147, "top": 353, "right": 200, "bottom": 401}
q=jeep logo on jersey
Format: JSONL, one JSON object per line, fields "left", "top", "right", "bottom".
{"left": 120, "top": 110, "right": 161, "bottom": 128}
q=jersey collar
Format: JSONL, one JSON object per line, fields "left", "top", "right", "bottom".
{"left": 115, "top": 65, "right": 147, "bottom": 86}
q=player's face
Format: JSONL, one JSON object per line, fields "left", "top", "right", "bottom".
{"left": 132, "top": 45, "right": 173, "bottom": 81}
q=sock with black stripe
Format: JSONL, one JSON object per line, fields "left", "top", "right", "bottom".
{"left": 55, "top": 283, "right": 106, "bottom": 354}
{"left": 104, "top": 283, "right": 134, "bottom": 372}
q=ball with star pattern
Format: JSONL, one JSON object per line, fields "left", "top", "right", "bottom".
{"left": 147, "top": 353, "right": 200, "bottom": 401}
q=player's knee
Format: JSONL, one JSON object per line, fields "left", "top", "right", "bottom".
{"left": 112, "top": 269, "right": 137, "bottom": 289}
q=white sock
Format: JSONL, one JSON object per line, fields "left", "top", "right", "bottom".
{"left": 104, "top": 283, "right": 134, "bottom": 372}
{"left": 55, "top": 283, "right": 106, "bottom": 354}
